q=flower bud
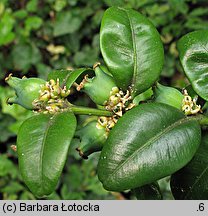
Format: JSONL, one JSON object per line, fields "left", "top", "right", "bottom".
{"left": 82, "top": 63, "right": 118, "bottom": 105}
{"left": 5, "top": 74, "right": 46, "bottom": 110}
{"left": 76, "top": 120, "right": 107, "bottom": 159}
{"left": 154, "top": 83, "right": 183, "bottom": 109}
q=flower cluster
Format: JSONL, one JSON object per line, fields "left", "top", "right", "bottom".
{"left": 33, "top": 79, "right": 70, "bottom": 114}
{"left": 182, "top": 89, "right": 201, "bottom": 115}
{"left": 97, "top": 87, "right": 135, "bottom": 132}
{"left": 105, "top": 87, "right": 135, "bottom": 116}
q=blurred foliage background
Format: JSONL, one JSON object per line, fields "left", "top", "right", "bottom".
{"left": 0, "top": 0, "right": 208, "bottom": 200}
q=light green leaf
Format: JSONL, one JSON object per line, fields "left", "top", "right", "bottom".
{"left": 0, "top": 10, "right": 15, "bottom": 46}
{"left": 25, "top": 16, "right": 43, "bottom": 31}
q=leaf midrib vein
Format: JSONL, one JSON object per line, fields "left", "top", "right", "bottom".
{"left": 184, "top": 163, "right": 208, "bottom": 199}
{"left": 122, "top": 8, "right": 138, "bottom": 90}
{"left": 39, "top": 115, "right": 55, "bottom": 190}
{"left": 106, "top": 117, "right": 192, "bottom": 183}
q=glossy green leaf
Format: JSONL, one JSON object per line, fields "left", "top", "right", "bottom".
{"left": 98, "top": 103, "right": 201, "bottom": 191}
{"left": 100, "top": 7, "right": 164, "bottom": 95}
{"left": 47, "top": 68, "right": 93, "bottom": 89}
{"left": 132, "top": 182, "right": 162, "bottom": 200}
{"left": 178, "top": 30, "right": 208, "bottom": 101}
{"left": 17, "top": 111, "right": 77, "bottom": 197}
{"left": 170, "top": 131, "right": 208, "bottom": 199}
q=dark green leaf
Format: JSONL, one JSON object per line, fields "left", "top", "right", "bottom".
{"left": 48, "top": 68, "right": 93, "bottom": 89}
{"left": 132, "top": 182, "right": 162, "bottom": 200}
{"left": 48, "top": 69, "right": 72, "bottom": 84}
{"left": 177, "top": 30, "right": 208, "bottom": 101}
{"left": 73, "top": 45, "right": 99, "bottom": 67}
{"left": 189, "top": 8, "right": 208, "bottom": 17}
{"left": 11, "top": 43, "right": 42, "bottom": 72}
{"left": 171, "top": 131, "right": 208, "bottom": 199}
{"left": 46, "top": 191, "right": 61, "bottom": 200}
{"left": 53, "top": 11, "right": 82, "bottom": 37}
{"left": 0, "top": 155, "right": 17, "bottom": 177}
{"left": 168, "top": 0, "right": 188, "bottom": 15}
{"left": 17, "top": 111, "right": 77, "bottom": 197}
{"left": 36, "top": 63, "right": 52, "bottom": 80}
{"left": 100, "top": 7, "right": 164, "bottom": 95}
{"left": 98, "top": 103, "right": 201, "bottom": 191}
{"left": 133, "top": 88, "right": 153, "bottom": 105}
{"left": 184, "top": 18, "right": 208, "bottom": 30}
{"left": 0, "top": 113, "right": 15, "bottom": 142}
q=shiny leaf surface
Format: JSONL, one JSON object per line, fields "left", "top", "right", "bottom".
{"left": 98, "top": 103, "right": 201, "bottom": 191}
{"left": 17, "top": 112, "right": 76, "bottom": 197}
{"left": 132, "top": 182, "right": 162, "bottom": 200}
{"left": 100, "top": 7, "right": 164, "bottom": 95}
{"left": 178, "top": 30, "right": 208, "bottom": 101}
{"left": 171, "top": 131, "right": 208, "bottom": 199}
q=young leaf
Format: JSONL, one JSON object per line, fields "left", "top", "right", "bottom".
{"left": 17, "top": 111, "right": 77, "bottom": 197}
{"left": 132, "top": 182, "right": 162, "bottom": 200}
{"left": 98, "top": 103, "right": 201, "bottom": 191}
{"left": 100, "top": 7, "right": 164, "bottom": 95}
{"left": 177, "top": 30, "right": 208, "bottom": 101}
{"left": 47, "top": 69, "right": 71, "bottom": 84}
{"left": 47, "top": 68, "right": 93, "bottom": 89}
{"left": 170, "top": 131, "right": 208, "bottom": 199}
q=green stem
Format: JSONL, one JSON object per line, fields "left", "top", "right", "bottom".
{"left": 188, "top": 114, "right": 208, "bottom": 126}
{"left": 69, "top": 106, "right": 113, "bottom": 117}
{"left": 198, "top": 115, "right": 208, "bottom": 126}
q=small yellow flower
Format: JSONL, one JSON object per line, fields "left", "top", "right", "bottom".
{"left": 32, "top": 78, "right": 70, "bottom": 114}
{"left": 182, "top": 89, "right": 201, "bottom": 115}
